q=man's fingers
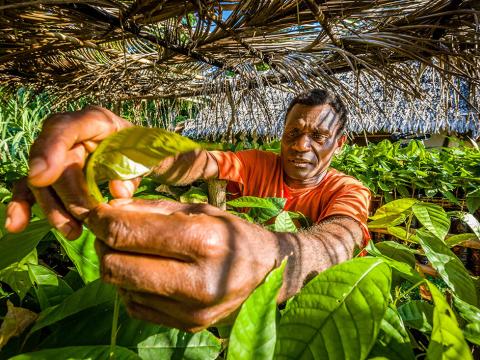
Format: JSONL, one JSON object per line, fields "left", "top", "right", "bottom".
{"left": 5, "top": 178, "right": 35, "bottom": 233}
{"left": 120, "top": 289, "right": 234, "bottom": 331}
{"left": 28, "top": 107, "right": 127, "bottom": 187}
{"left": 109, "top": 177, "right": 142, "bottom": 199}
{"left": 30, "top": 186, "right": 82, "bottom": 240}
{"left": 87, "top": 203, "right": 225, "bottom": 259}
{"left": 52, "top": 162, "right": 98, "bottom": 221}
{"left": 96, "top": 241, "right": 202, "bottom": 302}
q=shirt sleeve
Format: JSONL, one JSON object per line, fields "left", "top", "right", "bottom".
{"left": 208, "top": 150, "right": 258, "bottom": 184}
{"left": 318, "top": 183, "right": 371, "bottom": 245}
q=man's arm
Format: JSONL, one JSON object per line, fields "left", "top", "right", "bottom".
{"left": 275, "top": 216, "right": 364, "bottom": 302}
{"left": 86, "top": 199, "right": 364, "bottom": 332}
{"left": 148, "top": 149, "right": 219, "bottom": 185}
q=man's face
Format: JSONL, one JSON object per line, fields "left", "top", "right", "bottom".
{"left": 280, "top": 103, "right": 346, "bottom": 188}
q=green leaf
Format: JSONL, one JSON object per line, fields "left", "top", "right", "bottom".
{"left": 29, "top": 279, "right": 115, "bottom": 334}
{"left": 445, "top": 233, "right": 478, "bottom": 247}
{"left": 228, "top": 260, "right": 286, "bottom": 360}
{"left": 0, "top": 219, "right": 51, "bottom": 270}
{"left": 179, "top": 187, "right": 208, "bottom": 204}
{"left": 416, "top": 229, "right": 477, "bottom": 306}
{"left": 440, "top": 190, "right": 460, "bottom": 205}
{"left": 9, "top": 345, "right": 141, "bottom": 359}
{"left": 365, "top": 242, "right": 422, "bottom": 284}
{"left": 0, "top": 250, "right": 37, "bottom": 299}
{"left": 227, "top": 196, "right": 285, "bottom": 210}
{"left": 275, "top": 258, "right": 391, "bottom": 360}
{"left": 460, "top": 213, "right": 480, "bottom": 240}
{"left": 27, "top": 264, "right": 73, "bottom": 310}
{"left": 375, "top": 241, "right": 416, "bottom": 268}
{"left": 398, "top": 301, "right": 434, "bottom": 333}
{"left": 86, "top": 126, "right": 201, "bottom": 201}
{"left": 452, "top": 296, "right": 480, "bottom": 345}
{"left": 386, "top": 226, "right": 419, "bottom": 243}
{"left": 116, "top": 318, "right": 222, "bottom": 360}
{"left": 273, "top": 211, "right": 297, "bottom": 233}
{"left": 368, "top": 213, "right": 407, "bottom": 229}
{"left": 464, "top": 323, "right": 480, "bottom": 345}
{"left": 53, "top": 228, "right": 99, "bottom": 283}
{"left": 412, "top": 203, "right": 450, "bottom": 241}
{"left": 426, "top": 282, "right": 472, "bottom": 360}
{"left": 370, "top": 199, "right": 417, "bottom": 221}
{"left": 368, "top": 306, "right": 415, "bottom": 360}
{"left": 466, "top": 188, "right": 480, "bottom": 214}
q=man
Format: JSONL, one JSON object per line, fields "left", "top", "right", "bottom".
{"left": 5, "top": 89, "right": 370, "bottom": 332}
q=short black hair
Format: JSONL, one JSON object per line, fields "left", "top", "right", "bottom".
{"left": 285, "top": 89, "right": 347, "bottom": 134}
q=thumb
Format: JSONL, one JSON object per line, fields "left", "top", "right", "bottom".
{"left": 109, "top": 177, "right": 142, "bottom": 198}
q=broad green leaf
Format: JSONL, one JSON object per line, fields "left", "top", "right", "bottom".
{"left": 275, "top": 258, "right": 391, "bottom": 360}
{"left": 365, "top": 242, "right": 422, "bottom": 284}
{"left": 452, "top": 296, "right": 480, "bottom": 345}
{"left": 416, "top": 229, "right": 477, "bottom": 305}
{"left": 386, "top": 226, "right": 419, "bottom": 243}
{"left": 227, "top": 196, "right": 284, "bottom": 210}
{"left": 117, "top": 317, "right": 221, "bottom": 360}
{"left": 412, "top": 203, "right": 450, "bottom": 241}
{"left": 86, "top": 126, "right": 201, "bottom": 201}
{"left": 27, "top": 264, "right": 73, "bottom": 310}
{"left": 466, "top": 188, "right": 480, "bottom": 214}
{"left": 0, "top": 250, "right": 37, "bottom": 299}
{"left": 440, "top": 190, "right": 460, "bottom": 205}
{"left": 368, "top": 306, "right": 415, "bottom": 360}
{"left": 9, "top": 345, "right": 141, "bottom": 359}
{"left": 247, "top": 198, "right": 286, "bottom": 224}
{"left": 445, "top": 233, "right": 479, "bottom": 247}
{"left": 375, "top": 241, "right": 416, "bottom": 268}
{"left": 370, "top": 198, "right": 417, "bottom": 221}
{"left": 398, "top": 301, "right": 434, "bottom": 333}
{"left": 426, "top": 282, "right": 472, "bottom": 360}
{"left": 464, "top": 323, "right": 480, "bottom": 345}
{"left": 460, "top": 213, "right": 480, "bottom": 240}
{"left": 53, "top": 228, "right": 99, "bottom": 283}
{"left": 228, "top": 260, "right": 286, "bottom": 360}
{"left": 0, "top": 219, "right": 50, "bottom": 270}
{"left": 368, "top": 213, "right": 407, "bottom": 229}
{"left": 29, "top": 279, "right": 115, "bottom": 334}
{"left": 273, "top": 211, "right": 297, "bottom": 232}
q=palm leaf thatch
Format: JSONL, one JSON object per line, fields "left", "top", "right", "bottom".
{"left": 0, "top": 0, "right": 479, "bottom": 136}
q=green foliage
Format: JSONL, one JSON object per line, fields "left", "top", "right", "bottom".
{"left": 331, "top": 140, "right": 480, "bottom": 211}
{"left": 9, "top": 345, "right": 141, "bottom": 359}
{"left": 228, "top": 260, "right": 286, "bottom": 360}
{"left": 275, "top": 258, "right": 391, "bottom": 359}
{"left": 426, "top": 282, "right": 472, "bottom": 360}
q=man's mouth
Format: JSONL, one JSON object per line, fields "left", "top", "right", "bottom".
{"left": 288, "top": 158, "right": 312, "bottom": 167}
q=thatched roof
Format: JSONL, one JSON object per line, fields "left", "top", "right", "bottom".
{"left": 184, "top": 67, "right": 480, "bottom": 139}
{"left": 1, "top": 1, "right": 479, "bottom": 134}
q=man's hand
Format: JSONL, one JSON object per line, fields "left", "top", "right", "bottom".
{"left": 5, "top": 106, "right": 138, "bottom": 239}
{"left": 86, "top": 199, "right": 282, "bottom": 332}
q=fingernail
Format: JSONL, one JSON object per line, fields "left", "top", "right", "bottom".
{"left": 4, "top": 216, "right": 11, "bottom": 229}
{"left": 28, "top": 158, "right": 48, "bottom": 179}
{"left": 125, "top": 181, "right": 135, "bottom": 197}
{"left": 59, "top": 222, "right": 73, "bottom": 238}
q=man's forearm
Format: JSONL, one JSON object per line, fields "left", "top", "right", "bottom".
{"left": 150, "top": 149, "right": 219, "bottom": 185}
{"left": 274, "top": 216, "right": 364, "bottom": 303}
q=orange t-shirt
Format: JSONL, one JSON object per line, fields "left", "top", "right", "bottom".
{"left": 209, "top": 149, "right": 371, "bottom": 243}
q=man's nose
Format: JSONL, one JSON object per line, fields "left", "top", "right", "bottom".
{"left": 291, "top": 134, "right": 311, "bottom": 152}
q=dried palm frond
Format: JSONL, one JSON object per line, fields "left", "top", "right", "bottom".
{"left": 0, "top": 0, "right": 479, "bottom": 137}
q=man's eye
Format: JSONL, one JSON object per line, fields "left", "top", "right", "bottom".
{"left": 312, "top": 133, "right": 328, "bottom": 141}
{"left": 288, "top": 129, "right": 300, "bottom": 137}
